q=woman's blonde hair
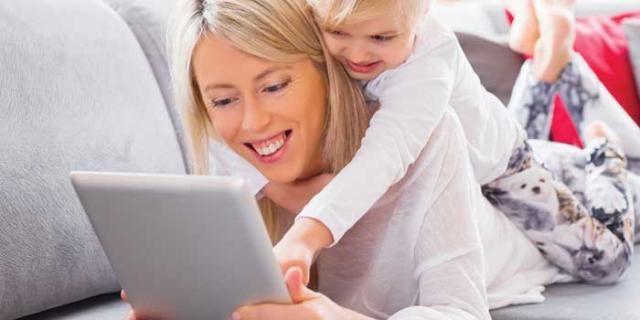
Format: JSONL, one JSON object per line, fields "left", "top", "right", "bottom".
{"left": 308, "top": 0, "right": 429, "bottom": 30}
{"left": 168, "top": 0, "right": 371, "bottom": 242}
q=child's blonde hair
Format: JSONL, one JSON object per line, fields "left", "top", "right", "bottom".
{"left": 308, "top": 0, "right": 429, "bottom": 30}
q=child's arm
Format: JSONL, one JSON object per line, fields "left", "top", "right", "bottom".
{"left": 273, "top": 217, "right": 332, "bottom": 285}
{"left": 273, "top": 28, "right": 460, "bottom": 283}
{"left": 296, "top": 20, "right": 461, "bottom": 247}
{"left": 264, "top": 174, "right": 334, "bottom": 285}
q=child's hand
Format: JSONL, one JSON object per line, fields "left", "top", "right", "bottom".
{"left": 263, "top": 173, "right": 335, "bottom": 215}
{"left": 273, "top": 236, "right": 315, "bottom": 286}
{"left": 274, "top": 217, "right": 334, "bottom": 286}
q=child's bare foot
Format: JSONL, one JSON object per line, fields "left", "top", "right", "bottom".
{"left": 530, "top": 0, "right": 576, "bottom": 82}
{"left": 585, "top": 121, "right": 621, "bottom": 146}
{"left": 508, "top": 0, "right": 540, "bottom": 55}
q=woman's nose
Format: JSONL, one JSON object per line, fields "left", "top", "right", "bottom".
{"left": 241, "top": 96, "right": 271, "bottom": 132}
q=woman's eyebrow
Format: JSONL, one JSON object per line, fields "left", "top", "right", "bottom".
{"left": 254, "top": 65, "right": 293, "bottom": 82}
{"left": 202, "top": 65, "right": 293, "bottom": 93}
{"left": 203, "top": 83, "right": 234, "bottom": 93}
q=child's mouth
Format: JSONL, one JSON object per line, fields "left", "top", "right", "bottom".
{"left": 346, "top": 60, "right": 381, "bottom": 74}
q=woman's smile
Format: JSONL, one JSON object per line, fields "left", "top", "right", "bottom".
{"left": 244, "top": 129, "right": 293, "bottom": 164}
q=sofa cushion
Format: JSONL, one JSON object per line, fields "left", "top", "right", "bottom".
{"left": 24, "top": 244, "right": 640, "bottom": 319}
{"left": 491, "top": 245, "right": 640, "bottom": 319}
{"left": 0, "top": 0, "right": 186, "bottom": 318}
{"left": 456, "top": 32, "right": 524, "bottom": 105}
{"left": 102, "top": 0, "right": 192, "bottom": 172}
{"left": 19, "top": 294, "right": 129, "bottom": 320}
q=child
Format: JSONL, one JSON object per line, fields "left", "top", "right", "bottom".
{"left": 269, "top": 0, "right": 529, "bottom": 285}
{"left": 267, "top": 0, "right": 634, "bottom": 286}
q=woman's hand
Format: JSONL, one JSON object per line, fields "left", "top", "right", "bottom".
{"left": 122, "top": 291, "right": 159, "bottom": 320}
{"left": 121, "top": 290, "right": 138, "bottom": 320}
{"left": 232, "top": 267, "right": 349, "bottom": 320}
{"left": 123, "top": 268, "right": 367, "bottom": 320}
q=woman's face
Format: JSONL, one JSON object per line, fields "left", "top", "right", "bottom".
{"left": 192, "top": 33, "right": 328, "bottom": 183}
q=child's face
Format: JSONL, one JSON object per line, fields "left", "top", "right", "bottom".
{"left": 320, "top": 12, "right": 418, "bottom": 81}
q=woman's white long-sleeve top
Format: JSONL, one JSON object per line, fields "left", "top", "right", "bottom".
{"left": 314, "top": 109, "right": 560, "bottom": 319}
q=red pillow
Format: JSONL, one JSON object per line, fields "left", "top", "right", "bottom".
{"left": 506, "top": 11, "right": 640, "bottom": 147}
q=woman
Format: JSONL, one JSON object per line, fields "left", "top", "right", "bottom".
{"left": 127, "top": 0, "right": 559, "bottom": 318}
{"left": 125, "top": 0, "right": 637, "bottom": 318}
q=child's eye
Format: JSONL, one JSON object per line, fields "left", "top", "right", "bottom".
{"left": 211, "top": 97, "right": 238, "bottom": 108}
{"left": 371, "top": 35, "right": 394, "bottom": 42}
{"left": 329, "top": 30, "right": 346, "bottom": 36}
{"left": 262, "top": 80, "right": 291, "bottom": 94}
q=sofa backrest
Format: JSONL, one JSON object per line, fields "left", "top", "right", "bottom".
{"left": 0, "top": 0, "right": 185, "bottom": 318}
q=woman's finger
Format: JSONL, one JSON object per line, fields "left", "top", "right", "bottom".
{"left": 284, "top": 267, "right": 306, "bottom": 303}
{"left": 120, "top": 290, "right": 128, "bottom": 302}
{"left": 284, "top": 266, "right": 319, "bottom": 302}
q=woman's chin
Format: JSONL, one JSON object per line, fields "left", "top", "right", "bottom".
{"left": 259, "top": 166, "right": 300, "bottom": 184}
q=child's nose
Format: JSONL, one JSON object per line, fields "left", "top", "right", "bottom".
{"left": 347, "top": 42, "right": 372, "bottom": 63}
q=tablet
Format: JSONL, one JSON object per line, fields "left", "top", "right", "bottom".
{"left": 70, "top": 171, "right": 290, "bottom": 319}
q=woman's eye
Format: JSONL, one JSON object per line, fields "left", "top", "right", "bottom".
{"left": 212, "top": 97, "right": 237, "bottom": 108}
{"left": 262, "top": 80, "right": 291, "bottom": 93}
{"left": 371, "top": 35, "right": 394, "bottom": 42}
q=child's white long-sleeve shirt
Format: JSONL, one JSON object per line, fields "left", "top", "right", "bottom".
{"left": 297, "top": 15, "right": 527, "bottom": 244}
{"left": 209, "top": 15, "right": 526, "bottom": 245}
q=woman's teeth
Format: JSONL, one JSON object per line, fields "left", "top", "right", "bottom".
{"left": 252, "top": 135, "right": 285, "bottom": 156}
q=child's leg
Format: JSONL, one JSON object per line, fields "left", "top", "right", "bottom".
{"left": 556, "top": 55, "right": 640, "bottom": 159}
{"left": 507, "top": 64, "right": 559, "bottom": 140}
{"left": 483, "top": 138, "right": 634, "bottom": 283}
{"left": 506, "top": 0, "right": 540, "bottom": 56}
{"left": 630, "top": 159, "right": 640, "bottom": 176}
{"left": 506, "top": 2, "right": 573, "bottom": 140}
{"left": 584, "top": 123, "right": 640, "bottom": 239}
{"left": 576, "top": 138, "right": 634, "bottom": 280}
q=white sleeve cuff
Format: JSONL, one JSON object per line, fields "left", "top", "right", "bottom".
{"left": 296, "top": 204, "right": 349, "bottom": 248}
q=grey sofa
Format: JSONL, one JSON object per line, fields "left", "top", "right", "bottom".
{"left": 1, "top": 0, "right": 639, "bottom": 319}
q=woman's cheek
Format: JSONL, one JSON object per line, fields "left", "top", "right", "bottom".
{"left": 209, "top": 109, "right": 237, "bottom": 142}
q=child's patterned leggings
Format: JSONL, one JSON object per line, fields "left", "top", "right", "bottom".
{"left": 482, "top": 54, "right": 640, "bottom": 284}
